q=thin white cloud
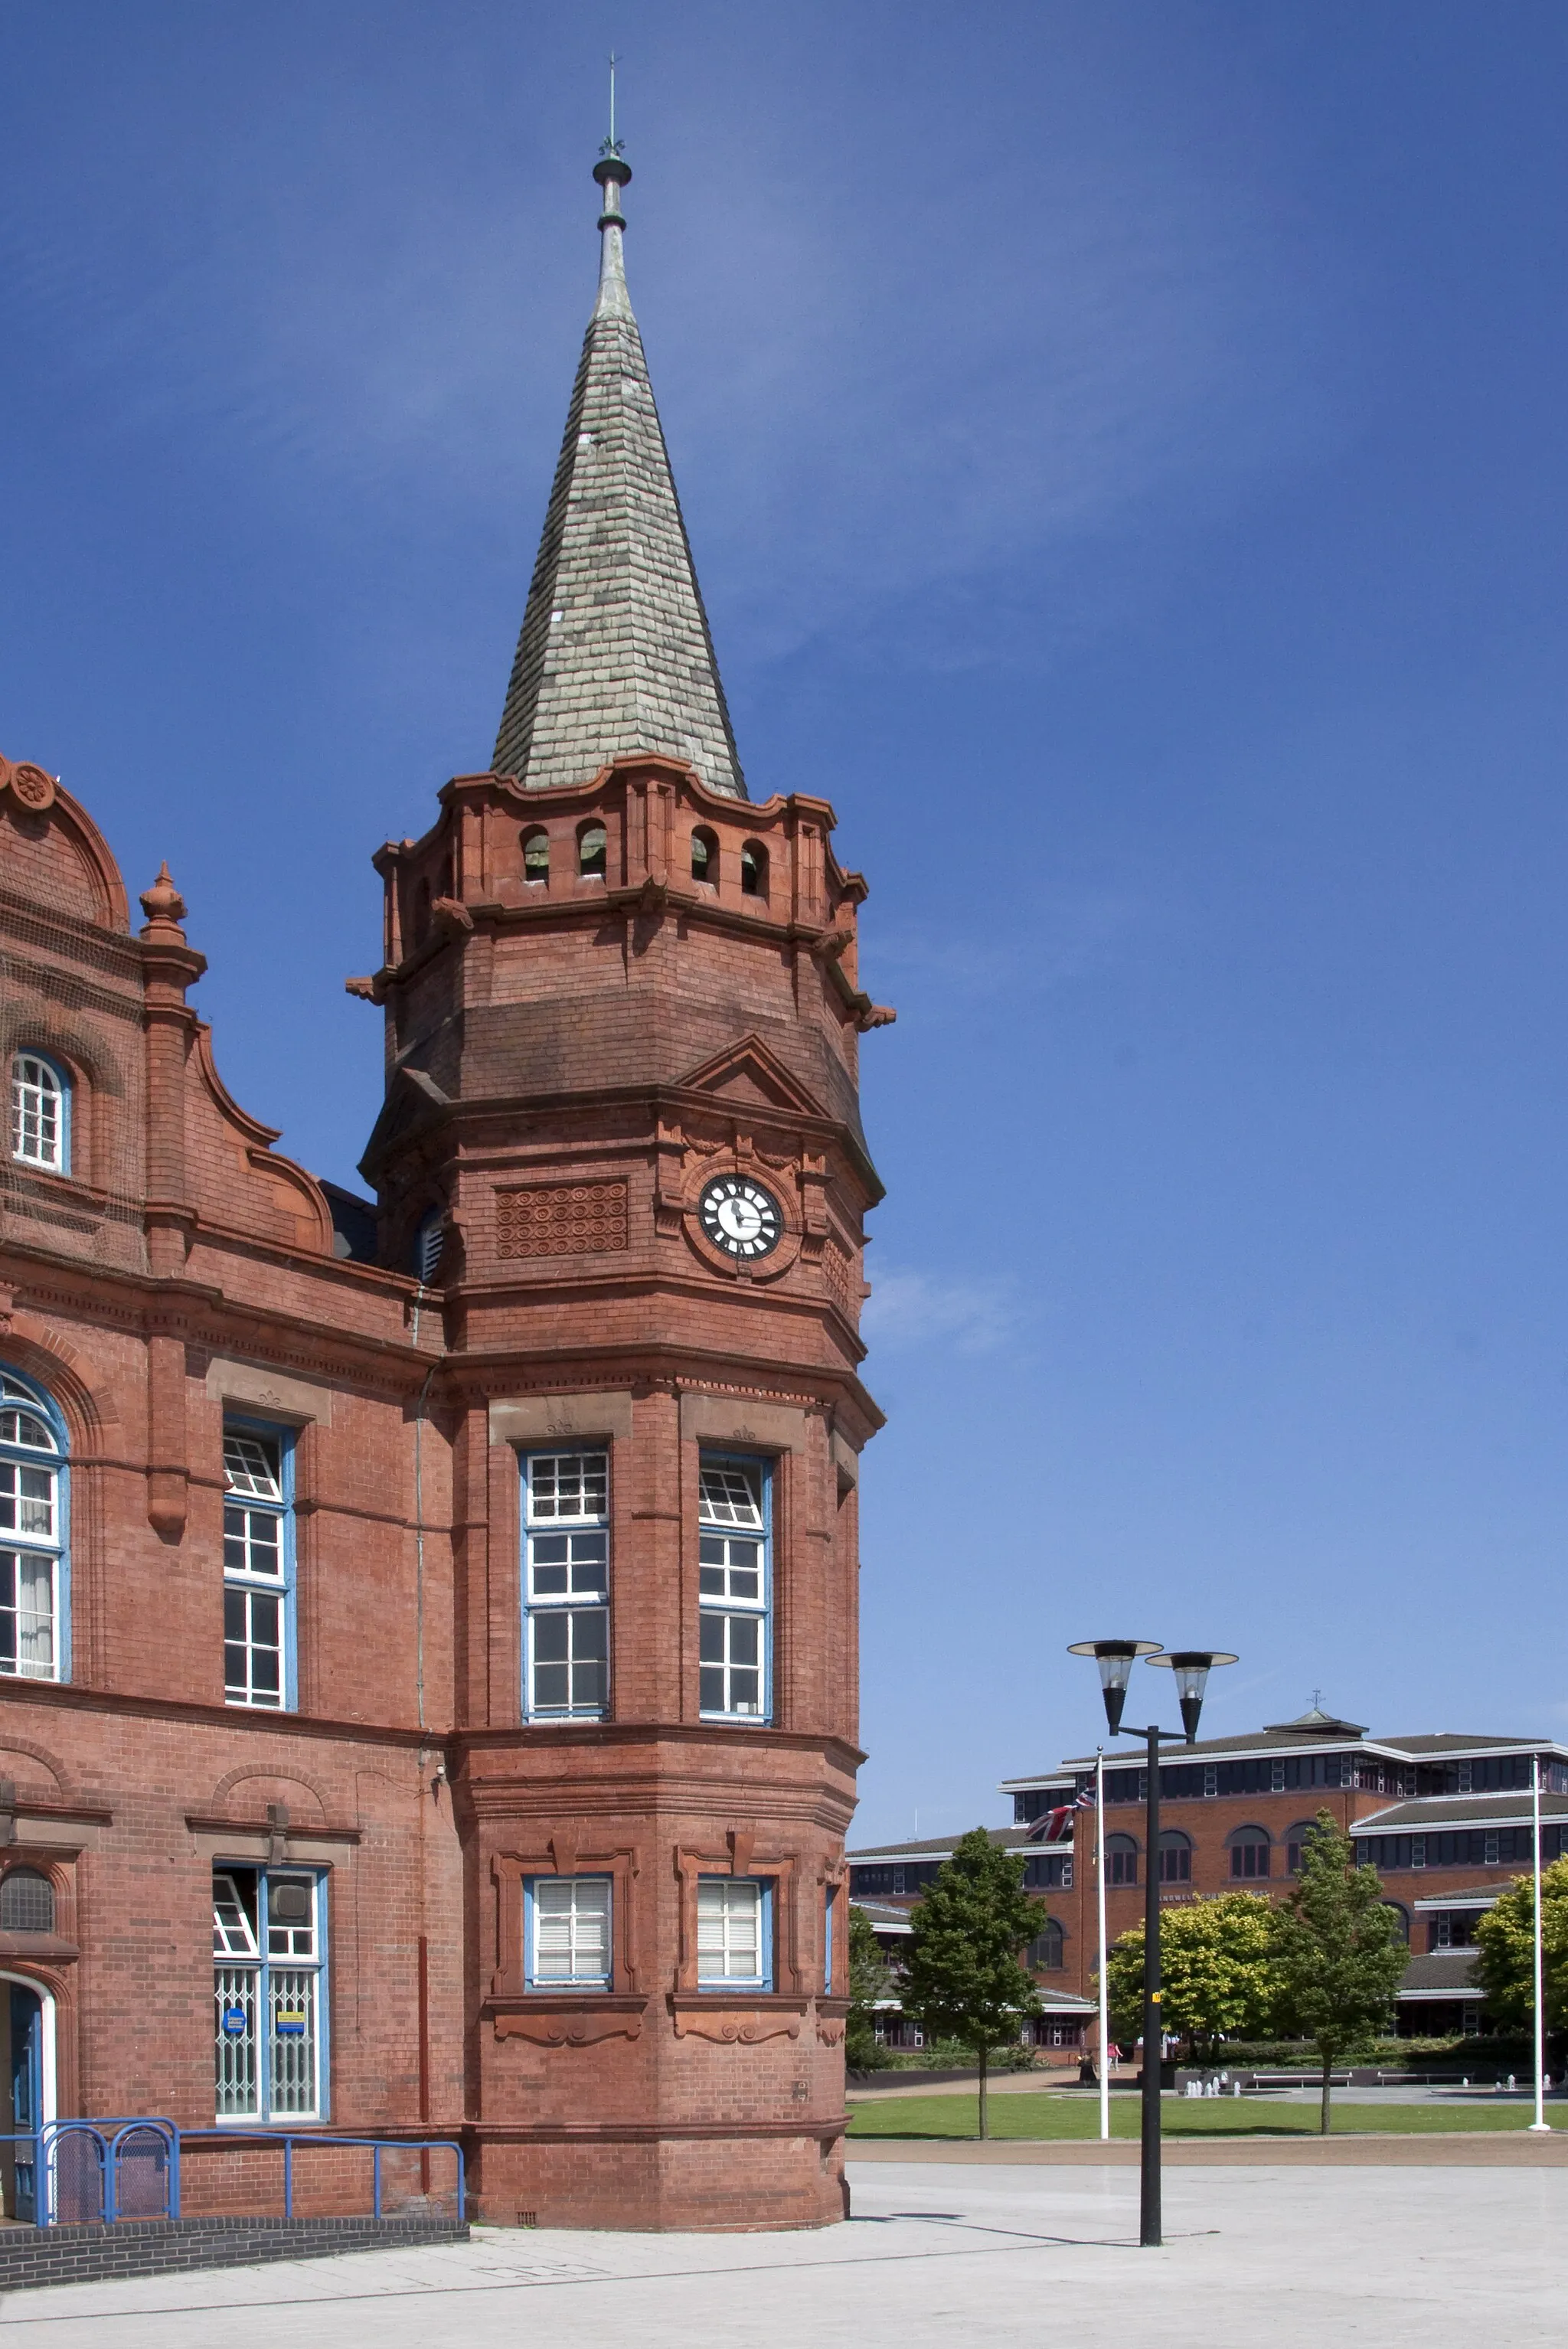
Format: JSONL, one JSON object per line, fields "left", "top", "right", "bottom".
{"left": 0, "top": 18, "right": 1342, "bottom": 681}
{"left": 871, "top": 885, "right": 1145, "bottom": 999}
{"left": 863, "top": 1268, "right": 1020, "bottom": 1359}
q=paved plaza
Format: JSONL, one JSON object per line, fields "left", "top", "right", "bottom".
{"left": 0, "top": 2159, "right": 1562, "bottom": 2348}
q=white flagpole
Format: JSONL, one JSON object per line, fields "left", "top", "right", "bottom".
{"left": 1096, "top": 1747, "right": 1109, "bottom": 2143}
{"left": 1530, "top": 1751, "right": 1550, "bottom": 2132}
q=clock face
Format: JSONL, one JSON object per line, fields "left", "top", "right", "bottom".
{"left": 698, "top": 1175, "right": 783, "bottom": 1261}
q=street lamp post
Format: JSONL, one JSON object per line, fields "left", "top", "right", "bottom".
{"left": 1068, "top": 1638, "right": 1237, "bottom": 2248}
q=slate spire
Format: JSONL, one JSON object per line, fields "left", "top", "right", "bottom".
{"left": 492, "top": 149, "right": 746, "bottom": 798}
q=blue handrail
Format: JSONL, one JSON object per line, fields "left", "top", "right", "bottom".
{"left": 177, "top": 2129, "right": 465, "bottom": 2222}
{"left": 0, "top": 2122, "right": 461, "bottom": 2227}
{"left": 0, "top": 2119, "right": 179, "bottom": 2226}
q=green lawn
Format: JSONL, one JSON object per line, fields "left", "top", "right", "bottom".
{"left": 846, "top": 2091, "right": 1551, "bottom": 2140}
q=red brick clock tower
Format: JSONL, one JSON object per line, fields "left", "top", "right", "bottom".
{"left": 354, "top": 148, "right": 891, "bottom": 2229}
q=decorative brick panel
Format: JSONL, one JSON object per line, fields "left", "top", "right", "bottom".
{"left": 823, "top": 1243, "right": 858, "bottom": 1322}
{"left": 495, "top": 1179, "right": 629, "bottom": 1259}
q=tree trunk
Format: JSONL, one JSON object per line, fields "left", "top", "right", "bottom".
{"left": 978, "top": 2044, "right": 989, "bottom": 2141}
{"left": 1319, "top": 2050, "right": 1332, "bottom": 2136}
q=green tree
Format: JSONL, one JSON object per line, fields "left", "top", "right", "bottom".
{"left": 1472, "top": 1854, "right": 1568, "bottom": 2035}
{"left": 901, "top": 1828, "right": 1042, "bottom": 2138}
{"left": 1272, "top": 1811, "right": 1408, "bottom": 2134}
{"left": 845, "top": 1903, "right": 896, "bottom": 2073}
{"left": 1104, "top": 1892, "right": 1282, "bottom": 2060}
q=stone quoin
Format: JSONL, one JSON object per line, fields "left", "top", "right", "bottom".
{"left": 0, "top": 145, "right": 890, "bottom": 2230}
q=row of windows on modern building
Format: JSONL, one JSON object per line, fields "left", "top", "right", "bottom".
{"left": 219, "top": 1862, "right": 823, "bottom": 2124}
{"left": 2, "top": 1370, "right": 774, "bottom": 1720}
{"left": 849, "top": 1817, "right": 1568, "bottom": 1904}
{"left": 1009, "top": 1751, "right": 1568, "bottom": 1812}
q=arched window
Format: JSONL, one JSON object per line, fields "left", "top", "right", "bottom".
{"left": 740, "top": 841, "right": 767, "bottom": 897}
{"left": 691, "top": 828, "right": 717, "bottom": 884}
{"left": 522, "top": 828, "right": 550, "bottom": 884}
{"left": 0, "top": 1867, "right": 54, "bottom": 1934}
{"left": 1383, "top": 1902, "right": 1411, "bottom": 1947}
{"left": 1285, "top": 1821, "right": 1319, "bottom": 1875}
{"left": 1227, "top": 1826, "right": 1272, "bottom": 1881}
{"left": 1105, "top": 1832, "right": 1138, "bottom": 1887}
{"left": 0, "top": 1369, "right": 66, "bottom": 1681}
{"left": 10, "top": 1053, "right": 69, "bottom": 1174}
{"left": 578, "top": 824, "right": 607, "bottom": 881}
{"left": 1158, "top": 1830, "right": 1192, "bottom": 1885}
{"left": 1027, "top": 1917, "right": 1065, "bottom": 1971}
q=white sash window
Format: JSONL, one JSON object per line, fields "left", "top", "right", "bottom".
{"left": 0, "top": 1372, "right": 64, "bottom": 1681}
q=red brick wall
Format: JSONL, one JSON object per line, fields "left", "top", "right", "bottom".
{"left": 0, "top": 750, "right": 883, "bottom": 2231}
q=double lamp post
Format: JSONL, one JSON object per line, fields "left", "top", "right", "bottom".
{"left": 1067, "top": 1638, "right": 1237, "bottom": 2249}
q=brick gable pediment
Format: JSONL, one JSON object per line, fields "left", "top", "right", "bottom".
{"left": 673, "top": 1035, "right": 828, "bottom": 1122}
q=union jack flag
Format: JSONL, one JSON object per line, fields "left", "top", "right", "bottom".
{"left": 1030, "top": 1789, "right": 1095, "bottom": 1844}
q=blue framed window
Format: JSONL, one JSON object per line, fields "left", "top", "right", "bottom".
{"left": 0, "top": 1368, "right": 68, "bottom": 1682}
{"left": 8, "top": 1053, "right": 70, "bottom": 1176}
{"left": 213, "top": 1866, "right": 328, "bottom": 2120}
{"left": 524, "top": 1875, "right": 612, "bottom": 1988}
{"left": 697, "top": 1877, "right": 773, "bottom": 1991}
{"left": 522, "top": 1449, "right": 609, "bottom": 1720}
{"left": 824, "top": 1883, "right": 837, "bottom": 1995}
{"left": 223, "top": 1421, "right": 296, "bottom": 1710}
{"left": 697, "top": 1454, "right": 770, "bottom": 1721}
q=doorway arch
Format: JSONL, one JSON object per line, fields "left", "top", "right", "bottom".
{"left": 0, "top": 1975, "right": 56, "bottom": 2222}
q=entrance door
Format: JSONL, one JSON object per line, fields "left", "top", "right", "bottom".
{"left": 8, "top": 1986, "right": 41, "bottom": 2222}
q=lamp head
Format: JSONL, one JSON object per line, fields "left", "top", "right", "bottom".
{"left": 1147, "top": 1649, "right": 1238, "bottom": 1743}
{"left": 1067, "top": 1639, "right": 1161, "bottom": 1736}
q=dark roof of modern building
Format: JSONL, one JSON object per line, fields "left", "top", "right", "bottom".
{"left": 1410, "top": 1887, "right": 1501, "bottom": 1909}
{"left": 1399, "top": 1951, "right": 1481, "bottom": 1995}
{"left": 492, "top": 152, "right": 745, "bottom": 799}
{"left": 1002, "top": 1728, "right": 1561, "bottom": 1786}
{"left": 851, "top": 1899, "right": 915, "bottom": 1933}
{"left": 1259, "top": 1707, "right": 1369, "bottom": 1736}
{"left": 1377, "top": 1734, "right": 1549, "bottom": 1755}
{"left": 847, "top": 1828, "right": 1028, "bottom": 1863}
{"left": 1350, "top": 1792, "right": 1568, "bottom": 1833}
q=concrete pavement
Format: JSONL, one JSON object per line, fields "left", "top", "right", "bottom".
{"left": 0, "top": 2161, "right": 1561, "bottom": 2347}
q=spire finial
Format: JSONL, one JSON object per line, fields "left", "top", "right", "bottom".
{"left": 591, "top": 57, "right": 632, "bottom": 318}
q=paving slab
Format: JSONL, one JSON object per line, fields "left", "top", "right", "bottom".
{"left": 849, "top": 2129, "right": 1568, "bottom": 2163}
{"left": 0, "top": 2162, "right": 1562, "bottom": 2347}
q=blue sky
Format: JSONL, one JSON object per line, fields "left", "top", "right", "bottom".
{"left": 4, "top": 4, "right": 1567, "bottom": 1844}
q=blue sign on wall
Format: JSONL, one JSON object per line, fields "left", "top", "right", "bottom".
{"left": 221, "top": 2006, "right": 249, "bottom": 2037}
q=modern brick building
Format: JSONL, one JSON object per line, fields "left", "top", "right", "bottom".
{"left": 0, "top": 145, "right": 889, "bottom": 2230}
{"left": 850, "top": 1707, "right": 1568, "bottom": 2046}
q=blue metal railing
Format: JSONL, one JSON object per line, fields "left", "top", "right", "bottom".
{"left": 0, "top": 2119, "right": 178, "bottom": 2225}
{"left": 178, "top": 2129, "right": 465, "bottom": 2222}
{"left": 0, "top": 2121, "right": 462, "bottom": 2227}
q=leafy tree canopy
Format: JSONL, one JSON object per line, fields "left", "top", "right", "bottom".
{"left": 902, "top": 1828, "right": 1042, "bottom": 2056}
{"left": 845, "top": 1903, "right": 896, "bottom": 2071}
{"left": 1274, "top": 1811, "right": 1408, "bottom": 2130}
{"left": 1472, "top": 1854, "right": 1568, "bottom": 2035}
{"left": 1104, "top": 1891, "right": 1282, "bottom": 2055}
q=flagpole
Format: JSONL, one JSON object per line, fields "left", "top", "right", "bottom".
{"left": 1096, "top": 1747, "right": 1109, "bottom": 2142}
{"left": 1530, "top": 1751, "right": 1550, "bottom": 2131}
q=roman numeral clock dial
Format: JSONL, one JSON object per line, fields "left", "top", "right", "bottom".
{"left": 697, "top": 1176, "right": 782, "bottom": 1261}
